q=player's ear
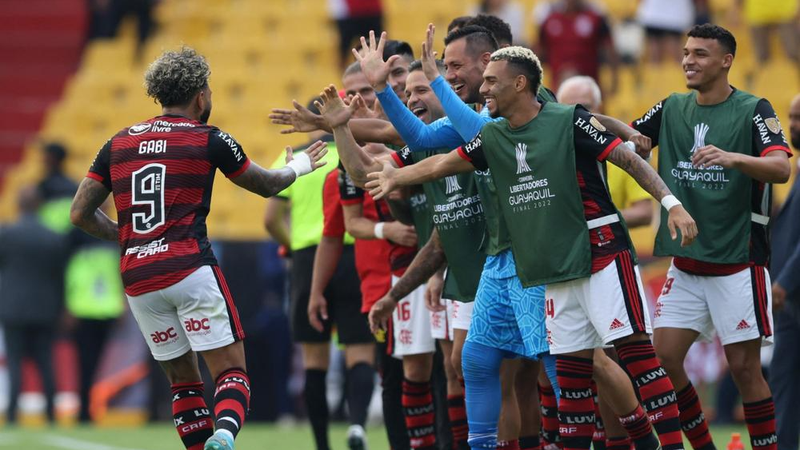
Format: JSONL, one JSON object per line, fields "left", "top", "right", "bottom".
{"left": 480, "top": 52, "right": 492, "bottom": 67}
{"left": 515, "top": 74, "right": 527, "bottom": 93}
{"left": 722, "top": 53, "right": 733, "bottom": 70}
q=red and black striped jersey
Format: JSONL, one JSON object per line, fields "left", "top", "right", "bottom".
{"left": 87, "top": 114, "right": 250, "bottom": 296}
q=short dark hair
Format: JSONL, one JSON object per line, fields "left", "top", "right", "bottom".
{"left": 687, "top": 23, "right": 737, "bottom": 56}
{"left": 144, "top": 47, "right": 210, "bottom": 107}
{"left": 447, "top": 16, "right": 473, "bottom": 33}
{"left": 409, "top": 59, "right": 445, "bottom": 75}
{"left": 467, "top": 14, "right": 513, "bottom": 47}
{"left": 490, "top": 47, "right": 543, "bottom": 95}
{"left": 383, "top": 39, "right": 414, "bottom": 61}
{"left": 444, "top": 25, "right": 499, "bottom": 56}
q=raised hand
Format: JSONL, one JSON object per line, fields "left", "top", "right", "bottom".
{"left": 352, "top": 30, "right": 400, "bottom": 91}
{"left": 270, "top": 100, "right": 326, "bottom": 134}
{"left": 315, "top": 84, "right": 360, "bottom": 129}
{"left": 421, "top": 23, "right": 441, "bottom": 82}
{"left": 285, "top": 140, "right": 329, "bottom": 177}
{"left": 365, "top": 160, "right": 399, "bottom": 200}
{"left": 629, "top": 132, "right": 652, "bottom": 159}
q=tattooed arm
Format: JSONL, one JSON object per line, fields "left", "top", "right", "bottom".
{"left": 606, "top": 145, "right": 670, "bottom": 201}
{"left": 70, "top": 178, "right": 118, "bottom": 241}
{"left": 607, "top": 145, "right": 698, "bottom": 246}
{"left": 232, "top": 140, "right": 329, "bottom": 198}
{"left": 368, "top": 229, "right": 447, "bottom": 331}
{"left": 232, "top": 162, "right": 298, "bottom": 198}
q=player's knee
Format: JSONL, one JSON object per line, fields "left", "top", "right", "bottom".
{"left": 727, "top": 355, "right": 762, "bottom": 387}
{"left": 654, "top": 346, "right": 682, "bottom": 374}
{"left": 462, "top": 342, "right": 497, "bottom": 381}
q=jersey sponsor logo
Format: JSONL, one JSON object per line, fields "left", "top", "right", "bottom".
{"left": 609, "top": 318, "right": 625, "bottom": 330}
{"left": 515, "top": 143, "right": 533, "bottom": 174}
{"left": 753, "top": 435, "right": 778, "bottom": 447}
{"left": 151, "top": 327, "right": 178, "bottom": 344}
{"left": 736, "top": 319, "right": 750, "bottom": 330}
{"left": 398, "top": 146, "right": 413, "bottom": 162}
{"left": 138, "top": 139, "right": 167, "bottom": 154}
{"left": 149, "top": 120, "right": 195, "bottom": 133}
{"left": 125, "top": 238, "right": 169, "bottom": 259}
{"left": 398, "top": 328, "right": 413, "bottom": 345}
{"left": 634, "top": 102, "right": 663, "bottom": 126}
{"left": 464, "top": 135, "right": 482, "bottom": 154}
{"left": 682, "top": 412, "right": 706, "bottom": 431}
{"left": 217, "top": 132, "right": 244, "bottom": 162}
{"left": 562, "top": 389, "right": 592, "bottom": 400}
{"left": 637, "top": 367, "right": 667, "bottom": 386}
{"left": 445, "top": 175, "right": 462, "bottom": 195}
{"left": 575, "top": 116, "right": 609, "bottom": 146}
{"left": 129, "top": 123, "right": 152, "bottom": 135}
{"left": 184, "top": 317, "right": 210, "bottom": 333}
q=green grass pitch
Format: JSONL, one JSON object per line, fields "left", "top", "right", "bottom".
{"left": 0, "top": 423, "right": 750, "bottom": 450}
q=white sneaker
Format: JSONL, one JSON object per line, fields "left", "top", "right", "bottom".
{"left": 347, "top": 424, "right": 368, "bottom": 450}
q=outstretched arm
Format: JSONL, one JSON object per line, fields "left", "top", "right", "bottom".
{"left": 365, "top": 151, "right": 475, "bottom": 200}
{"left": 232, "top": 141, "right": 328, "bottom": 197}
{"left": 70, "top": 178, "right": 118, "bottom": 241}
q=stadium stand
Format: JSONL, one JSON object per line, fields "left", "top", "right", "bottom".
{"left": 0, "top": 0, "right": 796, "bottom": 243}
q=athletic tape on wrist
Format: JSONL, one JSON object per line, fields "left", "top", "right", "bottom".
{"left": 661, "top": 195, "right": 682, "bottom": 211}
{"left": 286, "top": 152, "right": 312, "bottom": 177}
{"left": 374, "top": 222, "right": 385, "bottom": 239}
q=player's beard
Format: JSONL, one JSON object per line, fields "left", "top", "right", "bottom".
{"left": 200, "top": 105, "right": 211, "bottom": 124}
{"left": 791, "top": 133, "right": 800, "bottom": 150}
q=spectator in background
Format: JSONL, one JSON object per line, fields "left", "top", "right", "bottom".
{"left": 769, "top": 93, "right": 800, "bottom": 450}
{"left": 0, "top": 186, "right": 68, "bottom": 425}
{"left": 637, "top": 0, "right": 698, "bottom": 63}
{"left": 470, "top": 0, "right": 526, "bottom": 46}
{"left": 264, "top": 98, "right": 375, "bottom": 450}
{"left": 535, "top": 0, "right": 619, "bottom": 94}
{"left": 38, "top": 142, "right": 79, "bottom": 234}
{"left": 329, "top": 0, "right": 383, "bottom": 71}
{"left": 739, "top": 0, "right": 799, "bottom": 65}
{"left": 64, "top": 212, "right": 125, "bottom": 423}
{"left": 86, "top": 0, "right": 156, "bottom": 59}
{"left": 556, "top": 75, "right": 653, "bottom": 228}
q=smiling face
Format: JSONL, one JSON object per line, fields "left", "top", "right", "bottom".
{"left": 444, "top": 38, "right": 489, "bottom": 104}
{"left": 682, "top": 37, "right": 732, "bottom": 91}
{"left": 479, "top": 60, "right": 519, "bottom": 118}
{"left": 404, "top": 71, "right": 445, "bottom": 125}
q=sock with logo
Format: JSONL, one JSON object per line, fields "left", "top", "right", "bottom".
{"left": 605, "top": 437, "right": 632, "bottom": 450}
{"left": 402, "top": 378, "right": 437, "bottom": 449}
{"left": 743, "top": 397, "right": 777, "bottom": 450}
{"left": 347, "top": 362, "right": 375, "bottom": 427}
{"left": 676, "top": 383, "right": 716, "bottom": 450}
{"left": 538, "top": 382, "right": 561, "bottom": 448}
{"left": 213, "top": 368, "right": 250, "bottom": 440}
{"left": 171, "top": 382, "right": 213, "bottom": 450}
{"left": 498, "top": 440, "right": 521, "bottom": 450}
{"left": 448, "top": 393, "right": 470, "bottom": 450}
{"left": 304, "top": 369, "right": 330, "bottom": 450}
{"left": 520, "top": 435, "right": 542, "bottom": 450}
{"left": 618, "top": 405, "right": 660, "bottom": 450}
{"left": 556, "top": 356, "right": 595, "bottom": 450}
{"left": 591, "top": 381, "right": 605, "bottom": 450}
{"left": 615, "top": 341, "right": 683, "bottom": 450}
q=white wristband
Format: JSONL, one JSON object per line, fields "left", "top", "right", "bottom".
{"left": 622, "top": 141, "right": 636, "bottom": 152}
{"left": 661, "top": 195, "right": 682, "bottom": 211}
{"left": 374, "top": 222, "right": 385, "bottom": 239}
{"left": 285, "top": 152, "right": 313, "bottom": 178}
